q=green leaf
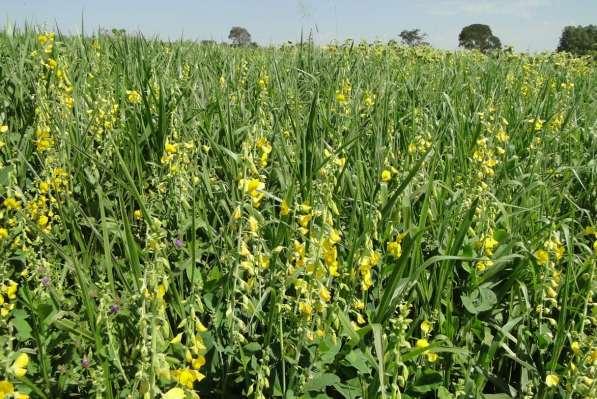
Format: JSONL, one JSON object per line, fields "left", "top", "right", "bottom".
{"left": 461, "top": 285, "right": 497, "bottom": 314}
{"left": 304, "top": 373, "right": 340, "bottom": 392}
{"left": 243, "top": 342, "right": 261, "bottom": 352}
{"left": 438, "top": 387, "right": 453, "bottom": 399}
{"left": 412, "top": 369, "right": 443, "bottom": 393}
{"left": 0, "top": 165, "right": 12, "bottom": 196}
{"left": 318, "top": 336, "right": 341, "bottom": 365}
{"left": 344, "top": 349, "right": 370, "bottom": 374}
{"left": 11, "top": 309, "right": 32, "bottom": 341}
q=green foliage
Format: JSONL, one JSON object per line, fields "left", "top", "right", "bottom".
{"left": 399, "top": 29, "right": 429, "bottom": 47}
{"left": 557, "top": 25, "right": 597, "bottom": 57}
{"left": 0, "top": 28, "right": 595, "bottom": 399}
{"left": 458, "top": 24, "right": 502, "bottom": 52}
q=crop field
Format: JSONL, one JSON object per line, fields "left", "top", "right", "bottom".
{"left": 0, "top": 30, "right": 596, "bottom": 399}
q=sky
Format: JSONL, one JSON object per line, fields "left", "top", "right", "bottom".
{"left": 2, "top": 1, "right": 596, "bottom": 52}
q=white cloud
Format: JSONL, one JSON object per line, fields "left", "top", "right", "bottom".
{"left": 420, "top": 0, "right": 552, "bottom": 18}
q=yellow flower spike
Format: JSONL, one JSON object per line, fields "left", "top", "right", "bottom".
{"left": 381, "top": 169, "right": 392, "bottom": 182}
{"left": 545, "top": 373, "right": 559, "bottom": 387}
{"left": 37, "top": 215, "right": 49, "bottom": 228}
{"left": 11, "top": 353, "right": 29, "bottom": 377}
{"left": 170, "top": 333, "right": 183, "bottom": 344}
{"left": 0, "top": 227, "right": 8, "bottom": 240}
{"left": 319, "top": 286, "right": 331, "bottom": 303}
{"left": 535, "top": 249, "right": 549, "bottom": 265}
{"left": 248, "top": 216, "right": 259, "bottom": 234}
{"left": 156, "top": 284, "right": 167, "bottom": 300}
{"left": 298, "top": 203, "right": 312, "bottom": 213}
{"left": 163, "top": 387, "right": 185, "bottom": 399}
{"left": 134, "top": 209, "right": 143, "bottom": 220}
{"left": 356, "top": 313, "right": 366, "bottom": 325}
{"left": 126, "top": 90, "right": 142, "bottom": 104}
{"left": 280, "top": 200, "right": 290, "bottom": 216}
{"left": 193, "top": 336, "right": 206, "bottom": 352}
{"left": 165, "top": 142, "right": 177, "bottom": 154}
{"left": 298, "top": 302, "right": 313, "bottom": 320}
{"left": 298, "top": 214, "right": 312, "bottom": 228}
{"left": 6, "top": 281, "right": 17, "bottom": 300}
{"left": 232, "top": 206, "right": 242, "bottom": 220}
{"left": 3, "top": 197, "right": 20, "bottom": 210}
{"left": 387, "top": 240, "right": 402, "bottom": 258}
{"left": 425, "top": 352, "right": 438, "bottom": 362}
{"left": 0, "top": 125, "right": 8, "bottom": 133}
{"left": 192, "top": 355, "right": 206, "bottom": 370}
{"left": 416, "top": 338, "right": 429, "bottom": 349}
{"left": 0, "top": 380, "right": 15, "bottom": 396}
{"left": 195, "top": 320, "right": 208, "bottom": 333}
{"left": 571, "top": 341, "right": 580, "bottom": 354}
{"left": 329, "top": 229, "right": 342, "bottom": 244}
{"left": 420, "top": 320, "right": 432, "bottom": 335}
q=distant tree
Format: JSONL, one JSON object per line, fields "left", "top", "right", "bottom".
{"left": 458, "top": 24, "right": 501, "bottom": 52}
{"left": 228, "top": 26, "right": 252, "bottom": 46}
{"left": 399, "top": 29, "right": 429, "bottom": 47}
{"left": 557, "top": 25, "right": 597, "bottom": 56}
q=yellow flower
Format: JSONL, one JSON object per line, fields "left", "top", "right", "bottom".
{"left": 476, "top": 259, "right": 493, "bottom": 272}
{"left": 280, "top": 200, "right": 290, "bottom": 216}
{"left": 165, "top": 143, "right": 177, "bottom": 154}
{"left": 156, "top": 283, "right": 168, "bottom": 300}
{"left": 420, "top": 320, "right": 432, "bottom": 335}
{"left": 356, "top": 313, "right": 366, "bottom": 325}
{"left": 126, "top": 90, "right": 142, "bottom": 104}
{"left": 37, "top": 215, "right": 49, "bottom": 228}
{"left": 387, "top": 240, "right": 402, "bottom": 258}
{"left": 232, "top": 206, "right": 241, "bottom": 220}
{"left": 545, "top": 373, "right": 559, "bottom": 387}
{"left": 298, "top": 302, "right": 313, "bottom": 320}
{"left": 170, "top": 333, "right": 183, "bottom": 344}
{"left": 416, "top": 338, "right": 429, "bottom": 349}
{"left": 571, "top": 341, "right": 580, "bottom": 354}
{"left": 0, "top": 380, "right": 15, "bottom": 397}
{"left": 163, "top": 387, "right": 185, "bottom": 399}
{"left": 335, "top": 92, "right": 347, "bottom": 103}
{"left": 134, "top": 209, "right": 143, "bottom": 220}
{"left": 535, "top": 249, "right": 549, "bottom": 265}
{"left": 482, "top": 235, "right": 498, "bottom": 254}
{"left": 319, "top": 286, "right": 331, "bottom": 302}
{"left": 172, "top": 368, "right": 205, "bottom": 389}
{"left": 11, "top": 353, "right": 29, "bottom": 377}
{"left": 3, "top": 197, "right": 20, "bottom": 210}
{"left": 14, "top": 393, "right": 29, "bottom": 399}
{"left": 39, "top": 181, "right": 50, "bottom": 193}
{"left": 381, "top": 169, "right": 392, "bottom": 182}
{"left": 248, "top": 216, "right": 259, "bottom": 234}
{"left": 425, "top": 351, "right": 438, "bottom": 362}
{"left": 0, "top": 125, "right": 8, "bottom": 133}
{"left": 191, "top": 355, "right": 206, "bottom": 370}
{"left": 6, "top": 281, "right": 17, "bottom": 300}
{"left": 554, "top": 244, "right": 565, "bottom": 261}
{"left": 496, "top": 128, "right": 509, "bottom": 142}
{"left": 0, "top": 227, "right": 8, "bottom": 240}
{"left": 195, "top": 320, "right": 208, "bottom": 333}
{"left": 239, "top": 178, "right": 265, "bottom": 206}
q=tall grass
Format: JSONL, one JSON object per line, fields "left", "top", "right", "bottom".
{"left": 0, "top": 29, "right": 595, "bottom": 398}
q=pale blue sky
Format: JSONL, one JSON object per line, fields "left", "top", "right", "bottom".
{"left": 2, "top": 1, "right": 596, "bottom": 51}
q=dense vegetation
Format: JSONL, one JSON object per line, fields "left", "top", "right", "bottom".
{"left": 0, "top": 30, "right": 596, "bottom": 398}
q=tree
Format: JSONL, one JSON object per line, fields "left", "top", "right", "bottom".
{"left": 228, "top": 26, "right": 252, "bottom": 46}
{"left": 557, "top": 25, "right": 597, "bottom": 56}
{"left": 458, "top": 24, "right": 501, "bottom": 52}
{"left": 399, "top": 29, "right": 429, "bottom": 47}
